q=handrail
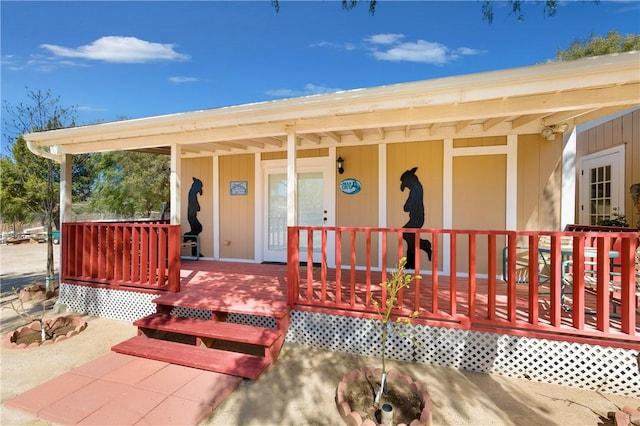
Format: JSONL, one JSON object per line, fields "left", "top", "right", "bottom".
{"left": 287, "top": 226, "right": 639, "bottom": 348}
{"left": 61, "top": 222, "right": 181, "bottom": 293}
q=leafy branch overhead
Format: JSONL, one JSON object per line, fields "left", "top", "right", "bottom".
{"left": 271, "top": 0, "right": 572, "bottom": 21}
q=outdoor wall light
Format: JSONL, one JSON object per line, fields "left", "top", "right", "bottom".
{"left": 337, "top": 156, "right": 344, "bottom": 174}
{"left": 541, "top": 123, "right": 569, "bottom": 141}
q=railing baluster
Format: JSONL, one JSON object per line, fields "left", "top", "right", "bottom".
{"left": 468, "top": 233, "right": 476, "bottom": 320}
{"left": 488, "top": 234, "right": 497, "bottom": 321}
{"left": 306, "top": 229, "right": 314, "bottom": 303}
{"left": 350, "top": 230, "right": 356, "bottom": 307}
{"left": 527, "top": 235, "right": 539, "bottom": 326}
{"left": 448, "top": 231, "right": 455, "bottom": 316}
{"left": 365, "top": 229, "right": 372, "bottom": 308}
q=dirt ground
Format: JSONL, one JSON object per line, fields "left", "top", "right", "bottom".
{"left": 1, "top": 243, "right": 639, "bottom": 425}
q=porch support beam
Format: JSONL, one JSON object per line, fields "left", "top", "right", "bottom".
{"left": 561, "top": 127, "right": 577, "bottom": 229}
{"left": 287, "top": 131, "right": 298, "bottom": 226}
{"left": 506, "top": 135, "right": 517, "bottom": 230}
{"left": 170, "top": 143, "right": 181, "bottom": 225}
{"left": 60, "top": 153, "right": 72, "bottom": 223}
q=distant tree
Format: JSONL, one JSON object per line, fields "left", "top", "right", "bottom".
{"left": 2, "top": 89, "right": 77, "bottom": 290}
{"left": 271, "top": 0, "right": 574, "bottom": 21}
{"left": 88, "top": 151, "right": 170, "bottom": 218}
{"left": 555, "top": 31, "right": 640, "bottom": 61}
{"left": 0, "top": 146, "right": 37, "bottom": 231}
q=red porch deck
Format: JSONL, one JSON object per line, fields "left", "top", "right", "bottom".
{"left": 179, "top": 259, "right": 639, "bottom": 349}
{"left": 177, "top": 260, "right": 289, "bottom": 319}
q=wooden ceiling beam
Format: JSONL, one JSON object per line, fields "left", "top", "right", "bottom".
{"left": 455, "top": 120, "right": 473, "bottom": 133}
{"left": 511, "top": 113, "right": 546, "bottom": 129}
{"left": 323, "top": 131, "right": 342, "bottom": 143}
{"left": 483, "top": 117, "right": 507, "bottom": 131}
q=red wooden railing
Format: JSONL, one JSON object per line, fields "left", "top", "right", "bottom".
{"left": 287, "top": 227, "right": 639, "bottom": 348}
{"left": 61, "top": 222, "right": 181, "bottom": 292}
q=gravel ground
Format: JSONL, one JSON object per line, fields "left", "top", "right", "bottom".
{"left": 1, "top": 243, "right": 638, "bottom": 426}
{"left": 0, "top": 242, "right": 60, "bottom": 294}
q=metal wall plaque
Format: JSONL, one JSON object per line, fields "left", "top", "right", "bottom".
{"left": 339, "top": 178, "right": 362, "bottom": 195}
{"left": 230, "top": 181, "right": 248, "bottom": 195}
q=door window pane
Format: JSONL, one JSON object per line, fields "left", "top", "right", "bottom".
{"left": 267, "top": 172, "right": 324, "bottom": 253}
{"left": 268, "top": 174, "right": 287, "bottom": 252}
{"left": 588, "top": 165, "right": 612, "bottom": 225}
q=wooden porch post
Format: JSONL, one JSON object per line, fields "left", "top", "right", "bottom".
{"left": 286, "top": 131, "right": 297, "bottom": 227}
{"left": 286, "top": 131, "right": 298, "bottom": 305}
{"left": 60, "top": 153, "right": 72, "bottom": 223}
{"left": 170, "top": 143, "right": 181, "bottom": 225}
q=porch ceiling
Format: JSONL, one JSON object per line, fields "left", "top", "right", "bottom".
{"left": 24, "top": 52, "right": 640, "bottom": 158}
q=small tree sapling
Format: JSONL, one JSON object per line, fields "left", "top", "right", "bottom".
{"left": 371, "top": 257, "right": 420, "bottom": 407}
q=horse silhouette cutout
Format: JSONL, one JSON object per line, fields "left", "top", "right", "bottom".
{"left": 400, "top": 167, "right": 432, "bottom": 269}
{"left": 184, "top": 177, "right": 203, "bottom": 256}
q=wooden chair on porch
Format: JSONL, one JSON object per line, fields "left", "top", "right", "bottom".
{"left": 181, "top": 234, "right": 200, "bottom": 260}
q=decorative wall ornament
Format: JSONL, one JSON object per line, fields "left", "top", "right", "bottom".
{"left": 185, "top": 177, "right": 203, "bottom": 256}
{"left": 400, "top": 167, "right": 432, "bottom": 269}
{"left": 230, "top": 181, "right": 248, "bottom": 196}
{"left": 339, "top": 178, "right": 362, "bottom": 195}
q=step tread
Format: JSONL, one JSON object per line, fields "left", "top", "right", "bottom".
{"left": 134, "top": 313, "right": 281, "bottom": 346}
{"left": 112, "top": 336, "right": 269, "bottom": 379}
{"left": 152, "top": 294, "right": 290, "bottom": 319}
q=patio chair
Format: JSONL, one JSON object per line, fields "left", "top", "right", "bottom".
{"left": 562, "top": 259, "right": 640, "bottom": 315}
{"left": 501, "top": 245, "right": 550, "bottom": 285}
{"left": 181, "top": 234, "right": 200, "bottom": 260}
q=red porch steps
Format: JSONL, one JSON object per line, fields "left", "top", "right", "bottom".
{"left": 112, "top": 294, "right": 290, "bottom": 380}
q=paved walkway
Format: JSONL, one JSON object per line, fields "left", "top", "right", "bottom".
{"left": 5, "top": 352, "right": 241, "bottom": 425}
{"left": 4, "top": 335, "right": 640, "bottom": 425}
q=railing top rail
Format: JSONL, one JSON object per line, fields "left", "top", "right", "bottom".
{"left": 63, "top": 221, "right": 177, "bottom": 228}
{"left": 289, "top": 225, "right": 639, "bottom": 238}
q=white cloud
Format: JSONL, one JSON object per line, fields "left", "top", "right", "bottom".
{"left": 365, "top": 33, "right": 484, "bottom": 65}
{"left": 40, "top": 36, "right": 190, "bottom": 64}
{"left": 364, "top": 33, "right": 405, "bottom": 45}
{"left": 456, "top": 47, "right": 483, "bottom": 56}
{"left": 169, "top": 76, "right": 199, "bottom": 84}
{"left": 372, "top": 40, "right": 451, "bottom": 64}
{"left": 266, "top": 83, "right": 343, "bottom": 98}
{"left": 311, "top": 41, "right": 357, "bottom": 51}
{"left": 1, "top": 53, "right": 84, "bottom": 72}
{"left": 78, "top": 105, "right": 108, "bottom": 112}
{"left": 313, "top": 33, "right": 483, "bottom": 66}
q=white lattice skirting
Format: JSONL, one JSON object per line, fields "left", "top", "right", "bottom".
{"left": 59, "top": 283, "right": 157, "bottom": 322}
{"left": 286, "top": 311, "right": 639, "bottom": 398}
{"left": 59, "top": 283, "right": 639, "bottom": 397}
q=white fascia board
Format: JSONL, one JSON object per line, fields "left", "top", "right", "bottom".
{"left": 23, "top": 52, "right": 640, "bottom": 147}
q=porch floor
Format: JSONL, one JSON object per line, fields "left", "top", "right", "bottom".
{"left": 177, "top": 260, "right": 637, "bottom": 342}
{"left": 176, "top": 260, "right": 289, "bottom": 317}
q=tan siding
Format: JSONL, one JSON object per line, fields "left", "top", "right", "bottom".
{"left": 181, "top": 158, "right": 213, "bottom": 257}
{"left": 261, "top": 148, "right": 328, "bottom": 161}
{"left": 219, "top": 154, "right": 255, "bottom": 259}
{"left": 387, "top": 141, "right": 443, "bottom": 269}
{"left": 453, "top": 155, "right": 506, "bottom": 274}
{"left": 576, "top": 109, "right": 640, "bottom": 227}
{"left": 336, "top": 145, "right": 379, "bottom": 266}
{"left": 517, "top": 134, "right": 563, "bottom": 231}
{"left": 453, "top": 136, "right": 506, "bottom": 148}
{"left": 625, "top": 110, "right": 640, "bottom": 228}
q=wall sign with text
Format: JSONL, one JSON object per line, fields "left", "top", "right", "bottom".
{"left": 230, "top": 181, "right": 248, "bottom": 195}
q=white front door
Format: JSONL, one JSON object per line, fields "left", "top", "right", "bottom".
{"left": 262, "top": 158, "right": 335, "bottom": 264}
{"left": 579, "top": 145, "right": 625, "bottom": 225}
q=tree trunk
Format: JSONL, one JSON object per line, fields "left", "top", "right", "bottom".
{"left": 45, "top": 158, "right": 55, "bottom": 293}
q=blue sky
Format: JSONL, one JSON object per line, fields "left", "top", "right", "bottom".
{"left": 1, "top": 0, "right": 639, "bottom": 139}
